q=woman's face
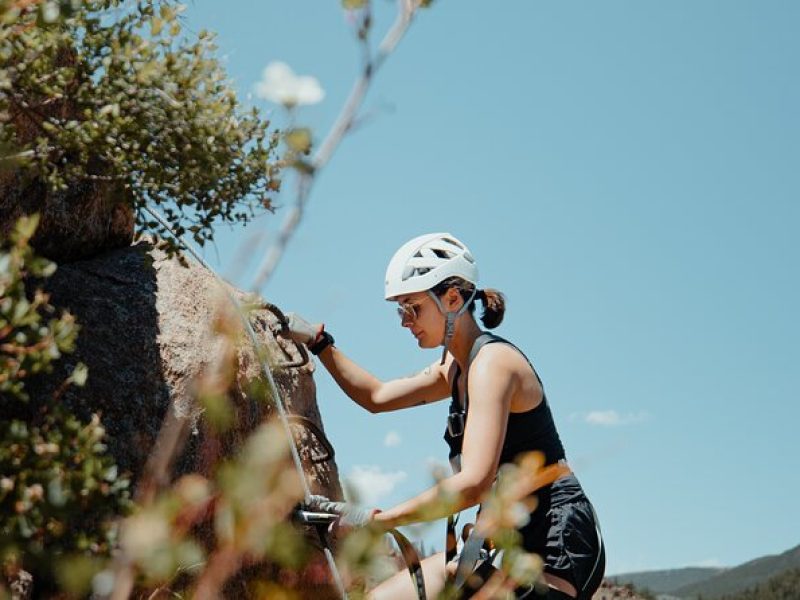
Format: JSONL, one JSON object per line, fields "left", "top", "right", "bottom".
{"left": 395, "top": 292, "right": 441, "bottom": 348}
{"left": 395, "top": 289, "right": 460, "bottom": 348}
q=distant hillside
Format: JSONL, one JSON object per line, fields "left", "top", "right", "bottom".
{"left": 592, "top": 579, "right": 654, "bottom": 600}
{"left": 674, "top": 544, "right": 800, "bottom": 599}
{"left": 609, "top": 567, "right": 725, "bottom": 594}
{"left": 717, "top": 567, "right": 800, "bottom": 600}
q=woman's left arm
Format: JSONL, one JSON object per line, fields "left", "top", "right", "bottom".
{"left": 373, "top": 347, "right": 516, "bottom": 528}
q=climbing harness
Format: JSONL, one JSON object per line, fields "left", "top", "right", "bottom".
{"left": 444, "top": 333, "right": 606, "bottom": 600}
{"left": 444, "top": 333, "right": 497, "bottom": 590}
{"left": 444, "top": 332, "right": 556, "bottom": 598}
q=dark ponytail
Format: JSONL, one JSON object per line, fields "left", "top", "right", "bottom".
{"left": 431, "top": 277, "right": 506, "bottom": 329}
{"left": 477, "top": 288, "right": 505, "bottom": 329}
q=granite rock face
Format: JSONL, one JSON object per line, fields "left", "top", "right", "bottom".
{"left": 0, "top": 176, "right": 135, "bottom": 263}
{"left": 23, "top": 239, "right": 342, "bottom": 498}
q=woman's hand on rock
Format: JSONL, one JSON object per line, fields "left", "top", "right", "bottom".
{"left": 284, "top": 312, "right": 323, "bottom": 346}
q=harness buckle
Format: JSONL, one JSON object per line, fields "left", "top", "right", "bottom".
{"left": 447, "top": 411, "right": 466, "bottom": 437}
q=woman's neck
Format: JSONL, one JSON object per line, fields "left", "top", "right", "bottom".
{"left": 447, "top": 315, "right": 484, "bottom": 371}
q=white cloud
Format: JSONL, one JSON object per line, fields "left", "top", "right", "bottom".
{"left": 346, "top": 465, "right": 407, "bottom": 506}
{"left": 575, "top": 410, "right": 650, "bottom": 427}
{"left": 384, "top": 431, "right": 402, "bottom": 447}
{"left": 254, "top": 61, "right": 325, "bottom": 107}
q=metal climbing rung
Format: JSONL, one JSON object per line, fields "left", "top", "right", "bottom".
{"left": 294, "top": 510, "right": 338, "bottom": 525}
{"left": 254, "top": 302, "right": 311, "bottom": 369}
{"left": 292, "top": 502, "right": 427, "bottom": 600}
{"left": 288, "top": 415, "right": 336, "bottom": 464}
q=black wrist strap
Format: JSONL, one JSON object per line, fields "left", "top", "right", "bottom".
{"left": 309, "top": 331, "right": 335, "bottom": 356}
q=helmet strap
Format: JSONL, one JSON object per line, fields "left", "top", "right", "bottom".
{"left": 428, "top": 288, "right": 478, "bottom": 365}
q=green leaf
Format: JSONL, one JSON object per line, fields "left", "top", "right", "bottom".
{"left": 40, "top": 261, "right": 57, "bottom": 278}
{"left": 284, "top": 128, "right": 312, "bottom": 154}
{"left": 199, "top": 392, "right": 233, "bottom": 431}
{"left": 14, "top": 214, "right": 40, "bottom": 241}
{"left": 342, "top": 0, "right": 368, "bottom": 8}
{"left": 47, "top": 477, "right": 67, "bottom": 507}
{"left": 67, "top": 362, "right": 88, "bottom": 387}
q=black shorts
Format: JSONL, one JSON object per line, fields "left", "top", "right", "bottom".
{"left": 519, "top": 474, "right": 605, "bottom": 599}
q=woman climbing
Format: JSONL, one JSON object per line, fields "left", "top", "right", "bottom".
{"left": 288, "top": 233, "right": 605, "bottom": 599}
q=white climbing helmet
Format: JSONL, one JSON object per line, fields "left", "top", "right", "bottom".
{"left": 384, "top": 233, "right": 479, "bottom": 300}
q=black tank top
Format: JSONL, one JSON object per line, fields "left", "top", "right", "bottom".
{"left": 443, "top": 334, "right": 566, "bottom": 468}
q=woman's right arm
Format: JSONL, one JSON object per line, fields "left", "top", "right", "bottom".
{"left": 317, "top": 346, "right": 451, "bottom": 413}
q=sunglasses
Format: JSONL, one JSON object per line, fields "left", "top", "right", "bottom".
{"left": 396, "top": 300, "right": 425, "bottom": 322}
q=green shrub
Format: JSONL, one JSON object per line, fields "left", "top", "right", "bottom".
{"left": 1, "top": 216, "right": 131, "bottom": 594}
{"left": 1, "top": 0, "right": 281, "bottom": 257}
{"left": 0, "top": 215, "right": 79, "bottom": 401}
{"left": 0, "top": 407, "right": 132, "bottom": 566}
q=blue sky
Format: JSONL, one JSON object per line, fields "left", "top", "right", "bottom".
{"left": 183, "top": 1, "right": 800, "bottom": 575}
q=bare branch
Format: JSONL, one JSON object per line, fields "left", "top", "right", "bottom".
{"left": 0, "top": 149, "right": 38, "bottom": 161}
{"left": 315, "top": 0, "right": 420, "bottom": 171}
{"left": 109, "top": 405, "right": 192, "bottom": 600}
{"left": 250, "top": 0, "right": 425, "bottom": 293}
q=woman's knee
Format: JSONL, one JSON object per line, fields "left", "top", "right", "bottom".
{"left": 368, "top": 551, "right": 448, "bottom": 600}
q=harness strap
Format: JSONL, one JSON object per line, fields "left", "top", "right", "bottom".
{"left": 445, "top": 335, "right": 491, "bottom": 536}
{"left": 444, "top": 333, "right": 498, "bottom": 586}
{"left": 387, "top": 529, "right": 427, "bottom": 600}
{"left": 450, "top": 333, "right": 522, "bottom": 416}
{"left": 452, "top": 529, "right": 488, "bottom": 589}
{"left": 445, "top": 513, "right": 459, "bottom": 563}
{"left": 429, "top": 288, "right": 477, "bottom": 366}
{"left": 446, "top": 333, "right": 547, "bottom": 593}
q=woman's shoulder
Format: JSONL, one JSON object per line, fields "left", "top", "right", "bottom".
{"left": 470, "top": 340, "right": 528, "bottom": 378}
{"left": 470, "top": 340, "right": 544, "bottom": 408}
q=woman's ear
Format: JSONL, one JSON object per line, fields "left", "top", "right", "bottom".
{"left": 445, "top": 287, "right": 462, "bottom": 310}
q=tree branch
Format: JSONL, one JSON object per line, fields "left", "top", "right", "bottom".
{"left": 250, "top": 0, "right": 424, "bottom": 293}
